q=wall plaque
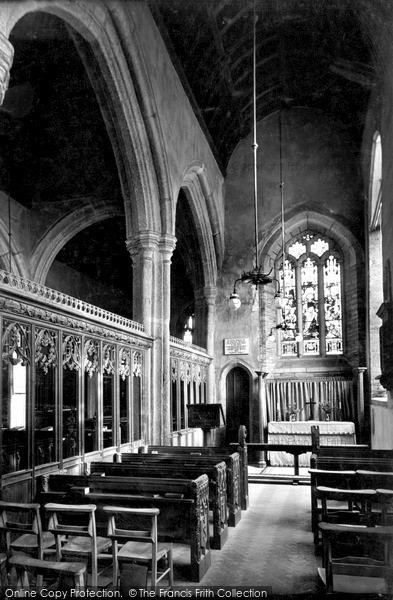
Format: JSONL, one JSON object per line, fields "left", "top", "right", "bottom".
{"left": 224, "top": 337, "right": 249, "bottom": 355}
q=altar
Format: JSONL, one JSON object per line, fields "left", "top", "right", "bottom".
{"left": 267, "top": 420, "right": 356, "bottom": 467}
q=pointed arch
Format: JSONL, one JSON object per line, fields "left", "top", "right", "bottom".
{"left": 4, "top": 1, "right": 170, "bottom": 238}
{"left": 30, "top": 202, "right": 124, "bottom": 284}
{"left": 178, "top": 161, "right": 224, "bottom": 289}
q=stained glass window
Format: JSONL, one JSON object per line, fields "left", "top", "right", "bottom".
{"left": 281, "top": 260, "right": 297, "bottom": 356}
{"left": 277, "top": 233, "right": 343, "bottom": 357}
{"left": 301, "top": 258, "right": 319, "bottom": 355}
{"left": 324, "top": 255, "right": 343, "bottom": 354}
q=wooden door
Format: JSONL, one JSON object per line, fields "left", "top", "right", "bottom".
{"left": 225, "top": 366, "right": 250, "bottom": 444}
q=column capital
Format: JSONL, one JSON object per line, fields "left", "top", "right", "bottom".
{"left": 159, "top": 233, "right": 177, "bottom": 257}
{"left": 203, "top": 285, "right": 217, "bottom": 304}
{"left": 125, "top": 230, "right": 160, "bottom": 257}
{"left": 0, "top": 33, "right": 13, "bottom": 105}
{"left": 195, "top": 285, "right": 217, "bottom": 304}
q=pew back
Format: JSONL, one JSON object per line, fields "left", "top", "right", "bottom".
{"left": 37, "top": 472, "right": 211, "bottom": 582}
{"left": 89, "top": 460, "right": 228, "bottom": 549}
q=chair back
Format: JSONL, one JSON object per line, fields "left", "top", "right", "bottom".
{"left": 102, "top": 506, "right": 162, "bottom": 587}
{"left": 104, "top": 506, "right": 159, "bottom": 552}
{"left": 45, "top": 503, "right": 97, "bottom": 538}
{"left": 44, "top": 503, "right": 110, "bottom": 589}
{"left": 0, "top": 501, "right": 44, "bottom": 559}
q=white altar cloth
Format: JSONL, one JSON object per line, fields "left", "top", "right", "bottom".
{"left": 268, "top": 420, "right": 356, "bottom": 467}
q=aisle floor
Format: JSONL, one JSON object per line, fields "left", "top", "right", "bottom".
{"left": 173, "top": 482, "right": 320, "bottom": 595}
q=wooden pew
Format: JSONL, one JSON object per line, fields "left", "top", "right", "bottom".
{"left": 127, "top": 451, "right": 241, "bottom": 525}
{"left": 37, "top": 473, "right": 211, "bottom": 582}
{"left": 311, "top": 447, "right": 393, "bottom": 471}
{"left": 89, "top": 460, "right": 228, "bottom": 550}
{"left": 138, "top": 445, "right": 245, "bottom": 517}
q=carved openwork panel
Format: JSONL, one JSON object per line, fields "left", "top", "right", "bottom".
{"left": 119, "top": 347, "right": 130, "bottom": 380}
{"left": 103, "top": 343, "right": 116, "bottom": 375}
{"left": 2, "top": 320, "right": 30, "bottom": 366}
{"left": 35, "top": 328, "right": 58, "bottom": 374}
{"left": 84, "top": 339, "right": 99, "bottom": 377}
{"left": 62, "top": 334, "right": 81, "bottom": 371}
{"left": 133, "top": 351, "right": 142, "bottom": 377}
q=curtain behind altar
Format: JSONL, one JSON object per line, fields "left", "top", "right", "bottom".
{"left": 265, "top": 377, "right": 355, "bottom": 423}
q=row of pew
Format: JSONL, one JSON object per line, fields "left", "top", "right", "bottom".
{"left": 36, "top": 444, "right": 248, "bottom": 582}
{"left": 310, "top": 444, "right": 393, "bottom": 593}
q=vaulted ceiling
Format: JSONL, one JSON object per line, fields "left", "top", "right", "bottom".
{"left": 150, "top": 0, "right": 387, "bottom": 169}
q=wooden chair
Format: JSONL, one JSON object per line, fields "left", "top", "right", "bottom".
{"left": 0, "top": 501, "right": 55, "bottom": 561}
{"left": 318, "top": 522, "right": 393, "bottom": 594}
{"left": 102, "top": 505, "right": 173, "bottom": 589}
{"left": 317, "top": 486, "right": 376, "bottom": 527}
{"left": 44, "top": 503, "right": 111, "bottom": 588}
{"left": 8, "top": 555, "right": 86, "bottom": 591}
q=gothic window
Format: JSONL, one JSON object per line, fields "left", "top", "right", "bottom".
{"left": 278, "top": 233, "right": 343, "bottom": 357}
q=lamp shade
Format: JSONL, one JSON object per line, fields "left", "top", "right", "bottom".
{"left": 229, "top": 292, "right": 241, "bottom": 310}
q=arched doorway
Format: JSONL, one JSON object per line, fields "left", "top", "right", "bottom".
{"left": 225, "top": 366, "right": 250, "bottom": 444}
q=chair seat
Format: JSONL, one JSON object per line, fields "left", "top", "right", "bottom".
{"left": 11, "top": 531, "right": 55, "bottom": 550}
{"left": 62, "top": 536, "right": 111, "bottom": 555}
{"left": 118, "top": 541, "right": 172, "bottom": 563}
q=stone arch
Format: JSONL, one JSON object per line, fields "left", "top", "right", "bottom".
{"left": 3, "top": 1, "right": 170, "bottom": 237}
{"left": 31, "top": 202, "right": 124, "bottom": 284}
{"left": 178, "top": 161, "right": 223, "bottom": 289}
{"left": 260, "top": 209, "right": 363, "bottom": 272}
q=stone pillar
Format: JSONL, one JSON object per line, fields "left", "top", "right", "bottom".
{"left": 126, "top": 230, "right": 160, "bottom": 335}
{"left": 357, "top": 367, "right": 367, "bottom": 442}
{"left": 127, "top": 231, "right": 176, "bottom": 444}
{"left": 255, "top": 371, "right": 268, "bottom": 467}
{"left": 159, "top": 234, "right": 177, "bottom": 443}
{"left": 0, "top": 33, "right": 13, "bottom": 106}
{"left": 204, "top": 285, "right": 217, "bottom": 403}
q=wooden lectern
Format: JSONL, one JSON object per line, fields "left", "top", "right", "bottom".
{"left": 187, "top": 404, "right": 226, "bottom": 445}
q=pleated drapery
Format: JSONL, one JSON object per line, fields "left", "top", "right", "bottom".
{"left": 265, "top": 377, "right": 355, "bottom": 423}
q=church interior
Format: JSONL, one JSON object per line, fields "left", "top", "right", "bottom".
{"left": 0, "top": 0, "right": 393, "bottom": 595}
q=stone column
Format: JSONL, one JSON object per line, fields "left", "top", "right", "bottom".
{"left": 204, "top": 285, "right": 217, "bottom": 403}
{"left": 126, "top": 231, "right": 160, "bottom": 335}
{"left": 357, "top": 367, "right": 367, "bottom": 442}
{"left": 126, "top": 231, "right": 162, "bottom": 444}
{"left": 159, "top": 234, "right": 177, "bottom": 443}
{"left": 255, "top": 371, "right": 269, "bottom": 467}
{"left": 0, "top": 33, "right": 13, "bottom": 106}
